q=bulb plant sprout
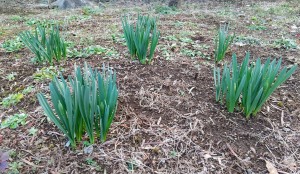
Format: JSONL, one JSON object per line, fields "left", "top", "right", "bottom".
{"left": 37, "top": 62, "right": 118, "bottom": 147}
{"left": 214, "top": 52, "right": 297, "bottom": 118}
{"left": 19, "top": 25, "right": 67, "bottom": 65}
{"left": 122, "top": 14, "right": 160, "bottom": 64}
{"left": 214, "top": 24, "right": 235, "bottom": 63}
{"left": 214, "top": 54, "right": 247, "bottom": 113}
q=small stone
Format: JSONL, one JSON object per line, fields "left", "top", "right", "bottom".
{"left": 238, "top": 14, "right": 246, "bottom": 18}
{"left": 245, "top": 169, "right": 253, "bottom": 174}
{"left": 291, "top": 25, "right": 298, "bottom": 34}
{"left": 83, "top": 145, "right": 93, "bottom": 154}
{"left": 282, "top": 127, "right": 291, "bottom": 132}
{"left": 291, "top": 25, "right": 298, "bottom": 30}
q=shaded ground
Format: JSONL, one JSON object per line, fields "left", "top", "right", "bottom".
{"left": 0, "top": 0, "right": 37, "bottom": 14}
{"left": 0, "top": 0, "right": 300, "bottom": 173}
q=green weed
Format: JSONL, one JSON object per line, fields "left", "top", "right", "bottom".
{"left": 28, "top": 127, "right": 38, "bottom": 136}
{"left": 33, "top": 66, "right": 60, "bottom": 81}
{"left": 1, "top": 113, "right": 27, "bottom": 129}
{"left": 82, "top": 6, "right": 102, "bottom": 16}
{"left": 10, "top": 15, "right": 24, "bottom": 22}
{"left": 234, "top": 35, "right": 262, "bottom": 46}
{"left": 8, "top": 161, "right": 23, "bottom": 174}
{"left": 1, "top": 93, "right": 24, "bottom": 108}
{"left": 6, "top": 72, "right": 17, "bottom": 81}
{"left": 164, "top": 35, "right": 178, "bottom": 41}
{"left": 22, "top": 86, "right": 34, "bottom": 95}
{"left": 68, "top": 45, "right": 117, "bottom": 59}
{"left": 155, "top": 5, "right": 176, "bottom": 14}
{"left": 1, "top": 86, "right": 34, "bottom": 108}
{"left": 85, "top": 158, "right": 102, "bottom": 171}
{"left": 1, "top": 37, "right": 24, "bottom": 52}
{"left": 272, "top": 38, "right": 297, "bottom": 50}
{"left": 247, "top": 25, "right": 267, "bottom": 31}
{"left": 25, "top": 18, "right": 62, "bottom": 27}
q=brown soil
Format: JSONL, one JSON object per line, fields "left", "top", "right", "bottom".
{"left": 0, "top": 1, "right": 300, "bottom": 173}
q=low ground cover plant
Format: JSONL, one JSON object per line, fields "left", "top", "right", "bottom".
{"left": 1, "top": 93, "right": 23, "bottom": 108}
{"left": 122, "top": 14, "right": 160, "bottom": 64}
{"left": 234, "top": 35, "right": 262, "bottom": 46}
{"left": 214, "top": 24, "right": 235, "bottom": 63}
{"left": 214, "top": 52, "right": 297, "bottom": 118}
{"left": 1, "top": 86, "right": 34, "bottom": 108}
{"left": 1, "top": 37, "right": 24, "bottom": 52}
{"left": 67, "top": 45, "right": 117, "bottom": 59}
{"left": 154, "top": 5, "right": 177, "bottom": 14}
{"left": 33, "top": 66, "right": 60, "bottom": 81}
{"left": 37, "top": 62, "right": 118, "bottom": 147}
{"left": 1, "top": 113, "right": 27, "bottom": 129}
{"left": 247, "top": 25, "right": 267, "bottom": 31}
{"left": 19, "top": 25, "right": 67, "bottom": 65}
{"left": 6, "top": 72, "right": 17, "bottom": 81}
{"left": 272, "top": 38, "right": 298, "bottom": 50}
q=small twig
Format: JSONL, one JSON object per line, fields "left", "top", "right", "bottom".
{"left": 226, "top": 143, "right": 243, "bottom": 161}
{"left": 280, "top": 111, "right": 284, "bottom": 126}
{"left": 20, "top": 149, "right": 35, "bottom": 156}
{"left": 157, "top": 117, "right": 161, "bottom": 125}
{"left": 270, "top": 103, "right": 283, "bottom": 111}
{"left": 29, "top": 134, "right": 37, "bottom": 146}
{"left": 21, "top": 158, "right": 44, "bottom": 168}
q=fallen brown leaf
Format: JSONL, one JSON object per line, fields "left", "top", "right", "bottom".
{"left": 265, "top": 160, "right": 278, "bottom": 174}
{"left": 282, "top": 156, "right": 297, "bottom": 171}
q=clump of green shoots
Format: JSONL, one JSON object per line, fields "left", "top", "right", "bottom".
{"left": 19, "top": 25, "right": 67, "bottom": 65}
{"left": 214, "top": 52, "right": 297, "bottom": 118}
{"left": 37, "top": 62, "right": 118, "bottom": 147}
{"left": 214, "top": 24, "right": 235, "bottom": 63}
{"left": 122, "top": 14, "right": 160, "bottom": 64}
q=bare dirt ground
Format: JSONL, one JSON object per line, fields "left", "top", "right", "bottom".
{"left": 0, "top": 0, "right": 300, "bottom": 173}
{"left": 0, "top": 0, "right": 38, "bottom": 14}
